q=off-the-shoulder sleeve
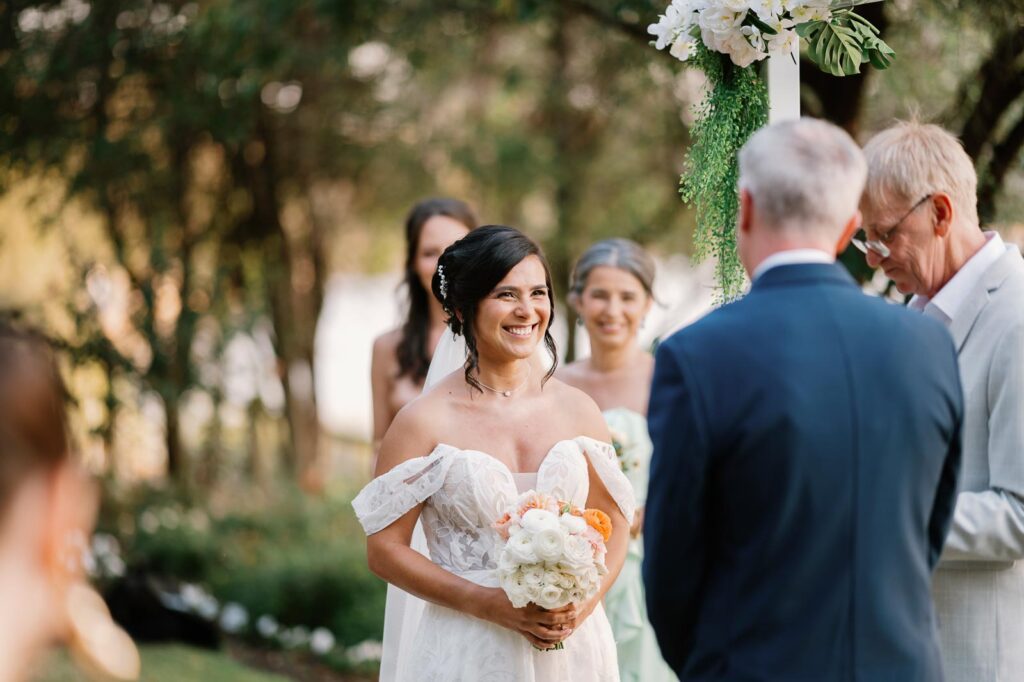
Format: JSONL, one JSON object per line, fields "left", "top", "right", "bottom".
{"left": 575, "top": 436, "right": 637, "bottom": 525}
{"left": 352, "top": 445, "right": 455, "bottom": 535}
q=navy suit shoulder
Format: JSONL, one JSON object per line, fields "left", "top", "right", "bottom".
{"left": 644, "top": 262, "right": 962, "bottom": 682}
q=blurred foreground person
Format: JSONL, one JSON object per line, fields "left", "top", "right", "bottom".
{"left": 861, "top": 121, "right": 1024, "bottom": 682}
{"left": 644, "top": 119, "right": 963, "bottom": 681}
{"left": 371, "top": 198, "right": 476, "bottom": 451}
{"left": 558, "top": 239, "right": 675, "bottom": 682}
{"left": 0, "top": 321, "right": 138, "bottom": 682}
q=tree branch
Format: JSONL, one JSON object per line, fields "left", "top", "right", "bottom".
{"left": 955, "top": 25, "right": 1024, "bottom": 159}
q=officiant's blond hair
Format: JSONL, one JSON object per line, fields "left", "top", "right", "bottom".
{"left": 861, "top": 120, "right": 979, "bottom": 228}
{"left": 738, "top": 118, "right": 866, "bottom": 236}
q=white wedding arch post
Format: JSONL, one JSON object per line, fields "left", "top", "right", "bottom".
{"left": 767, "top": 0, "right": 885, "bottom": 124}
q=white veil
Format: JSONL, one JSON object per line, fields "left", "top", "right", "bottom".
{"left": 378, "top": 328, "right": 468, "bottom": 681}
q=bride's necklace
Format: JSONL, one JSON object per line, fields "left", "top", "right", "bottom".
{"left": 476, "top": 365, "right": 531, "bottom": 398}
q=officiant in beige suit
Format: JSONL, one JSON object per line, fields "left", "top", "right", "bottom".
{"left": 859, "top": 120, "right": 1024, "bottom": 682}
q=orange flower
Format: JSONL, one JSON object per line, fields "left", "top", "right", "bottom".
{"left": 583, "top": 509, "right": 613, "bottom": 543}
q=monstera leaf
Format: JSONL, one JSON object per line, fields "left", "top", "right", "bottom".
{"left": 799, "top": 10, "right": 894, "bottom": 76}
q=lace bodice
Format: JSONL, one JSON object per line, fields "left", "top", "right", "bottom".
{"left": 352, "top": 436, "right": 636, "bottom": 582}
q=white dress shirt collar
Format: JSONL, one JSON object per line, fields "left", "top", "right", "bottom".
{"left": 909, "top": 231, "right": 1005, "bottom": 326}
{"left": 752, "top": 248, "right": 835, "bottom": 281}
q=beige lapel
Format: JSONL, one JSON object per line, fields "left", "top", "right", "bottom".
{"left": 948, "top": 246, "right": 1021, "bottom": 354}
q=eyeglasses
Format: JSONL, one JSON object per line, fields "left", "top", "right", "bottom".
{"left": 851, "top": 194, "right": 934, "bottom": 259}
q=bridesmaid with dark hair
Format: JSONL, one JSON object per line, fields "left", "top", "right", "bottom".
{"left": 371, "top": 198, "right": 476, "bottom": 449}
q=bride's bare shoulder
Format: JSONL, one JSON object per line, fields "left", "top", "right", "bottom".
{"left": 541, "top": 377, "right": 610, "bottom": 441}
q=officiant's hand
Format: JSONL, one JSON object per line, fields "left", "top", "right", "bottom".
{"left": 474, "top": 587, "right": 575, "bottom": 648}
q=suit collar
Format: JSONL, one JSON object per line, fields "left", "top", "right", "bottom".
{"left": 948, "top": 245, "right": 1023, "bottom": 352}
{"left": 750, "top": 262, "right": 858, "bottom": 292}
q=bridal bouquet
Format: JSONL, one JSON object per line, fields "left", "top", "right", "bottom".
{"left": 493, "top": 491, "right": 613, "bottom": 650}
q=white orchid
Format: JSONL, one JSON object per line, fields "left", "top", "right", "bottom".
{"left": 670, "top": 36, "right": 699, "bottom": 61}
{"left": 767, "top": 27, "right": 800, "bottom": 54}
{"left": 749, "top": 0, "right": 785, "bottom": 21}
{"left": 741, "top": 24, "right": 767, "bottom": 52}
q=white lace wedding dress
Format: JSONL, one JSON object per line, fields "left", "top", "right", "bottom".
{"left": 352, "top": 436, "right": 637, "bottom": 682}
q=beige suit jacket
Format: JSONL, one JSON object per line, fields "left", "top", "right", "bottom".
{"left": 933, "top": 245, "right": 1024, "bottom": 682}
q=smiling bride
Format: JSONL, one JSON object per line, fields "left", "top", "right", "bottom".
{"left": 352, "top": 225, "right": 636, "bottom": 682}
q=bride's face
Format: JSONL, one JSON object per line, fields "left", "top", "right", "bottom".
{"left": 576, "top": 265, "right": 651, "bottom": 352}
{"left": 473, "top": 255, "right": 551, "bottom": 362}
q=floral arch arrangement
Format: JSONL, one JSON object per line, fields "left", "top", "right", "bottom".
{"left": 650, "top": 0, "right": 893, "bottom": 299}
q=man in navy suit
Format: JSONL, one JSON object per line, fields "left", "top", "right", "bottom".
{"left": 643, "top": 118, "right": 964, "bottom": 682}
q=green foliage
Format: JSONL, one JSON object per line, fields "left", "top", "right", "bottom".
{"left": 679, "top": 46, "right": 767, "bottom": 301}
{"left": 99, "top": 484, "right": 386, "bottom": 649}
{"left": 800, "top": 10, "right": 895, "bottom": 76}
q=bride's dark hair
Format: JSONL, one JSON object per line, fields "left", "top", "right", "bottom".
{"left": 431, "top": 226, "right": 557, "bottom": 393}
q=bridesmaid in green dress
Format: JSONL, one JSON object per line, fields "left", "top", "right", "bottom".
{"left": 556, "top": 239, "right": 676, "bottom": 682}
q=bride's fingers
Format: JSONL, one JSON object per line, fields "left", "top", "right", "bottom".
{"left": 535, "top": 609, "right": 575, "bottom": 626}
{"left": 531, "top": 623, "right": 572, "bottom": 641}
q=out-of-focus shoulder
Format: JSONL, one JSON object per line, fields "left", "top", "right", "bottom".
{"left": 372, "top": 327, "right": 403, "bottom": 357}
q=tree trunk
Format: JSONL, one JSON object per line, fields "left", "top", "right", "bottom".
{"left": 164, "top": 392, "right": 184, "bottom": 480}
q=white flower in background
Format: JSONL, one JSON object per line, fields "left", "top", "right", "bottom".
{"left": 279, "top": 626, "right": 310, "bottom": 649}
{"left": 347, "top": 640, "right": 384, "bottom": 664}
{"left": 648, "top": 0, "right": 692, "bottom": 49}
{"left": 256, "top": 615, "right": 279, "bottom": 638}
{"left": 139, "top": 510, "right": 160, "bottom": 534}
{"left": 310, "top": 628, "right": 336, "bottom": 655}
{"left": 670, "top": 36, "right": 699, "bottom": 61}
{"left": 219, "top": 603, "right": 249, "bottom": 634}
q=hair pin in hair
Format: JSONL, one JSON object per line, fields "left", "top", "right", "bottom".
{"left": 437, "top": 265, "right": 449, "bottom": 301}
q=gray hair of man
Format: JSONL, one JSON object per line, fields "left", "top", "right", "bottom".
{"left": 738, "top": 118, "right": 867, "bottom": 238}
{"left": 861, "top": 120, "right": 979, "bottom": 228}
{"left": 568, "top": 238, "right": 657, "bottom": 303}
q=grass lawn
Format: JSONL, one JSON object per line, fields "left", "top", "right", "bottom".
{"left": 35, "top": 644, "right": 290, "bottom": 682}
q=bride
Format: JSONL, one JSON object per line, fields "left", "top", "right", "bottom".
{"left": 353, "top": 225, "right": 636, "bottom": 681}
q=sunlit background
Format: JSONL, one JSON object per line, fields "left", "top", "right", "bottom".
{"left": 2, "top": 1, "right": 1024, "bottom": 679}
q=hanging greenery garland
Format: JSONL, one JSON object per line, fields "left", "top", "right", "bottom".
{"left": 650, "top": 0, "right": 893, "bottom": 300}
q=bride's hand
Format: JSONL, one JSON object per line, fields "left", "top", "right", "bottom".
{"left": 475, "top": 588, "right": 576, "bottom": 649}
{"left": 563, "top": 594, "right": 601, "bottom": 633}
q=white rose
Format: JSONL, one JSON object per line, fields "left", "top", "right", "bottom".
{"left": 562, "top": 535, "right": 595, "bottom": 570}
{"left": 535, "top": 584, "right": 566, "bottom": 610}
{"left": 559, "top": 513, "right": 586, "bottom": 534}
{"left": 532, "top": 527, "right": 565, "bottom": 563}
{"left": 500, "top": 575, "right": 533, "bottom": 608}
{"left": 506, "top": 531, "right": 538, "bottom": 564}
{"left": 520, "top": 508, "right": 559, "bottom": 534}
{"left": 521, "top": 564, "right": 545, "bottom": 588}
